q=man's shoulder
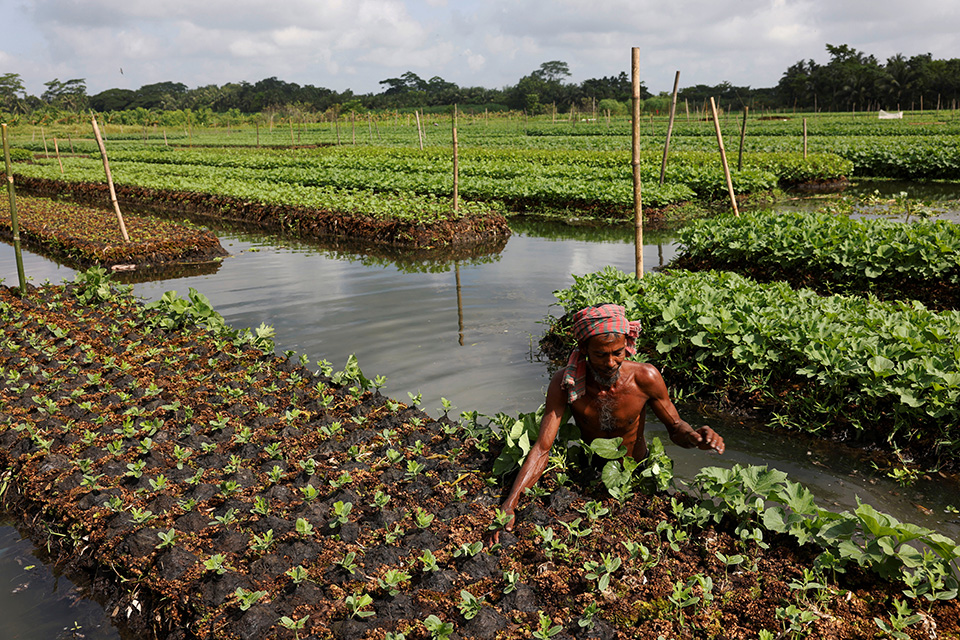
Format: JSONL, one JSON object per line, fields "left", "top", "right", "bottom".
{"left": 624, "top": 361, "right": 664, "bottom": 386}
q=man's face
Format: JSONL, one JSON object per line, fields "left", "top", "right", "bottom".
{"left": 585, "top": 333, "right": 626, "bottom": 386}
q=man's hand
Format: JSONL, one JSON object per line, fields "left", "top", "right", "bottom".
{"left": 687, "top": 426, "right": 725, "bottom": 454}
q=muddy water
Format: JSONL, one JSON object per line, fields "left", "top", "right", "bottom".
{"left": 1, "top": 211, "right": 959, "bottom": 638}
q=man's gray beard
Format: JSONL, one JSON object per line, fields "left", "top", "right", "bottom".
{"left": 587, "top": 361, "right": 620, "bottom": 389}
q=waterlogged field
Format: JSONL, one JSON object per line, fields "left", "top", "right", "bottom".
{"left": 1, "top": 273, "right": 958, "bottom": 640}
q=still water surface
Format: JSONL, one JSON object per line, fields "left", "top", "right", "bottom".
{"left": 1, "top": 205, "right": 958, "bottom": 638}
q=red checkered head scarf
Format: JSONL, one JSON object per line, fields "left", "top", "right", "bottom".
{"left": 561, "top": 304, "right": 642, "bottom": 403}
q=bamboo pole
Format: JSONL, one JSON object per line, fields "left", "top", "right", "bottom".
{"left": 163, "top": 128, "right": 169, "bottom": 147}
{"left": 54, "top": 137, "right": 64, "bottom": 174}
{"left": 41, "top": 127, "right": 49, "bottom": 157}
{"left": 256, "top": 122, "right": 260, "bottom": 148}
{"left": 415, "top": 110, "right": 424, "bottom": 150}
{"left": 659, "top": 70, "right": 680, "bottom": 186}
{"left": 631, "top": 47, "right": 644, "bottom": 279}
{"left": 803, "top": 117, "right": 808, "bottom": 159}
{"left": 2, "top": 124, "right": 27, "bottom": 293}
{"left": 351, "top": 112, "right": 356, "bottom": 145}
{"left": 452, "top": 106, "right": 459, "bottom": 212}
{"left": 709, "top": 97, "right": 739, "bottom": 216}
{"left": 335, "top": 113, "right": 341, "bottom": 145}
{"left": 290, "top": 118, "right": 295, "bottom": 146}
{"left": 90, "top": 115, "right": 130, "bottom": 242}
{"left": 737, "top": 106, "right": 748, "bottom": 171}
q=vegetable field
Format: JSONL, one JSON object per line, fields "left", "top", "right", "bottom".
{"left": 1, "top": 274, "right": 957, "bottom": 640}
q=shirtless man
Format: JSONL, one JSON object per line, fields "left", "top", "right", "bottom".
{"left": 494, "top": 304, "right": 724, "bottom": 539}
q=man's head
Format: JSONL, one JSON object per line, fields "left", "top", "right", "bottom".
{"left": 561, "top": 304, "right": 642, "bottom": 404}
{"left": 584, "top": 333, "right": 626, "bottom": 388}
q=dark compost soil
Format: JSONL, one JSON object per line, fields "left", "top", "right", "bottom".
{"left": 0, "top": 282, "right": 957, "bottom": 640}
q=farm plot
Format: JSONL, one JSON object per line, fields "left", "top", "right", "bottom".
{"left": 1, "top": 273, "right": 957, "bottom": 639}
{"left": 673, "top": 209, "right": 960, "bottom": 309}
{"left": 1, "top": 194, "right": 226, "bottom": 270}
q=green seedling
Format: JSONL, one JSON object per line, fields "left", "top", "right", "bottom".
{"left": 285, "top": 565, "right": 310, "bottom": 584}
{"left": 279, "top": 615, "right": 309, "bottom": 640}
{"left": 251, "top": 496, "right": 270, "bottom": 516}
{"left": 532, "top": 611, "right": 564, "bottom": 639}
{"left": 336, "top": 552, "right": 359, "bottom": 575}
{"left": 295, "top": 518, "right": 314, "bottom": 537}
{"left": 329, "top": 501, "right": 353, "bottom": 528}
{"left": 203, "top": 553, "right": 230, "bottom": 575}
{"left": 249, "top": 530, "right": 275, "bottom": 552}
{"left": 413, "top": 507, "right": 435, "bottom": 529}
{"left": 420, "top": 548, "right": 440, "bottom": 573}
{"left": 378, "top": 568, "right": 410, "bottom": 596}
{"left": 453, "top": 541, "right": 483, "bottom": 559}
{"left": 234, "top": 587, "right": 267, "bottom": 611}
{"left": 502, "top": 569, "right": 520, "bottom": 594}
{"left": 155, "top": 528, "right": 177, "bottom": 550}
{"left": 370, "top": 490, "right": 391, "bottom": 509}
{"left": 300, "top": 484, "right": 320, "bottom": 501}
{"left": 458, "top": 589, "right": 483, "bottom": 620}
{"left": 423, "top": 615, "right": 453, "bottom": 640}
{"left": 584, "top": 553, "right": 622, "bottom": 591}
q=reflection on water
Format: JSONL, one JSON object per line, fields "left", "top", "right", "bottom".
{"left": 1, "top": 212, "right": 959, "bottom": 639}
{"left": 0, "top": 517, "right": 119, "bottom": 640}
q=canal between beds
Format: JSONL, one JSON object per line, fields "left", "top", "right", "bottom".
{"left": 2, "top": 192, "right": 960, "bottom": 638}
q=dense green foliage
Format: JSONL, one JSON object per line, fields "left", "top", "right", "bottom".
{"left": 551, "top": 267, "right": 960, "bottom": 466}
{"left": 677, "top": 210, "right": 960, "bottom": 285}
{"left": 11, "top": 144, "right": 849, "bottom": 213}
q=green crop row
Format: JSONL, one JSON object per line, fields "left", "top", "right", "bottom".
{"left": 11, "top": 158, "right": 498, "bottom": 223}
{"left": 677, "top": 210, "right": 960, "bottom": 286}
{"left": 550, "top": 267, "right": 960, "bottom": 466}
{"left": 14, "top": 145, "right": 848, "bottom": 215}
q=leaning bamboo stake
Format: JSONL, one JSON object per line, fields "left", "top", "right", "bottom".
{"left": 631, "top": 47, "right": 644, "bottom": 279}
{"left": 659, "top": 70, "right": 680, "bottom": 186}
{"left": 709, "top": 97, "right": 739, "bottom": 216}
{"left": 41, "top": 127, "right": 49, "bottom": 157}
{"left": 415, "top": 110, "right": 424, "bottom": 150}
{"left": 803, "top": 117, "right": 808, "bottom": 159}
{"left": 452, "top": 106, "right": 459, "bottom": 212}
{"left": 54, "top": 137, "right": 64, "bottom": 175}
{"left": 737, "top": 107, "right": 748, "bottom": 171}
{"left": 2, "top": 124, "right": 27, "bottom": 293}
{"left": 90, "top": 115, "right": 130, "bottom": 242}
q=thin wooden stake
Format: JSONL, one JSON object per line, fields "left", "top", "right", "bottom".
{"left": 90, "top": 115, "right": 130, "bottom": 242}
{"left": 415, "top": 110, "right": 424, "bottom": 150}
{"left": 290, "top": 118, "right": 295, "bottom": 146}
{"left": 709, "top": 97, "right": 739, "bottom": 216}
{"left": 452, "top": 106, "right": 459, "bottom": 212}
{"left": 631, "top": 47, "right": 644, "bottom": 279}
{"left": 803, "top": 117, "right": 808, "bottom": 159}
{"left": 659, "top": 70, "right": 680, "bottom": 186}
{"left": 54, "top": 137, "right": 64, "bottom": 174}
{"left": 737, "top": 106, "right": 748, "bottom": 171}
{"left": 2, "top": 124, "right": 27, "bottom": 293}
{"left": 351, "top": 112, "right": 356, "bottom": 145}
{"left": 41, "top": 127, "right": 49, "bottom": 157}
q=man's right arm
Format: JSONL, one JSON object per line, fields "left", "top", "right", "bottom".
{"left": 494, "top": 371, "right": 568, "bottom": 539}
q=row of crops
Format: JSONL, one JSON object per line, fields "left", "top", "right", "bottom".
{"left": 11, "top": 145, "right": 851, "bottom": 214}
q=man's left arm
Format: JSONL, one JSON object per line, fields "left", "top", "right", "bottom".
{"left": 640, "top": 365, "right": 725, "bottom": 454}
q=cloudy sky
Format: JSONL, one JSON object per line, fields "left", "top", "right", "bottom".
{"left": 3, "top": 0, "right": 959, "bottom": 98}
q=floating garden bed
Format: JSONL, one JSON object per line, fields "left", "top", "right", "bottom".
{"left": 12, "top": 170, "right": 511, "bottom": 251}
{"left": 672, "top": 209, "right": 960, "bottom": 310}
{"left": 542, "top": 267, "right": 960, "bottom": 472}
{"left": 1, "top": 272, "right": 958, "bottom": 640}
{"left": 1, "top": 194, "right": 227, "bottom": 271}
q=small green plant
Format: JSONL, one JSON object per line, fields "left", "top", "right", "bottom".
{"left": 420, "top": 548, "right": 440, "bottom": 573}
{"left": 458, "top": 589, "right": 484, "bottom": 620}
{"left": 578, "top": 602, "right": 601, "bottom": 630}
{"left": 336, "top": 552, "right": 359, "bottom": 575}
{"left": 453, "top": 541, "right": 483, "bottom": 559}
{"left": 285, "top": 565, "right": 310, "bottom": 584}
{"left": 251, "top": 496, "right": 270, "bottom": 516}
{"left": 532, "top": 611, "right": 564, "bottom": 639}
{"left": 234, "top": 587, "right": 267, "bottom": 611}
{"left": 413, "top": 507, "right": 435, "bottom": 529}
{"left": 423, "top": 615, "right": 453, "bottom": 640}
{"left": 584, "top": 553, "right": 622, "bottom": 591}
{"left": 873, "top": 599, "right": 922, "bottom": 640}
{"left": 300, "top": 484, "right": 321, "bottom": 501}
{"left": 249, "top": 529, "right": 275, "bottom": 553}
{"left": 502, "top": 569, "right": 520, "bottom": 594}
{"left": 155, "top": 528, "right": 177, "bottom": 550}
{"left": 379, "top": 568, "right": 411, "bottom": 596}
{"left": 295, "top": 517, "right": 314, "bottom": 537}
{"left": 278, "top": 615, "right": 309, "bottom": 640}
{"left": 370, "top": 489, "right": 390, "bottom": 509}
{"left": 405, "top": 460, "right": 426, "bottom": 481}
{"left": 329, "top": 501, "right": 353, "bottom": 528}
{"left": 204, "top": 553, "right": 230, "bottom": 575}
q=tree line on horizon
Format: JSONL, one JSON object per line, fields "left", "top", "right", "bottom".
{"left": 2, "top": 44, "right": 959, "bottom": 125}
